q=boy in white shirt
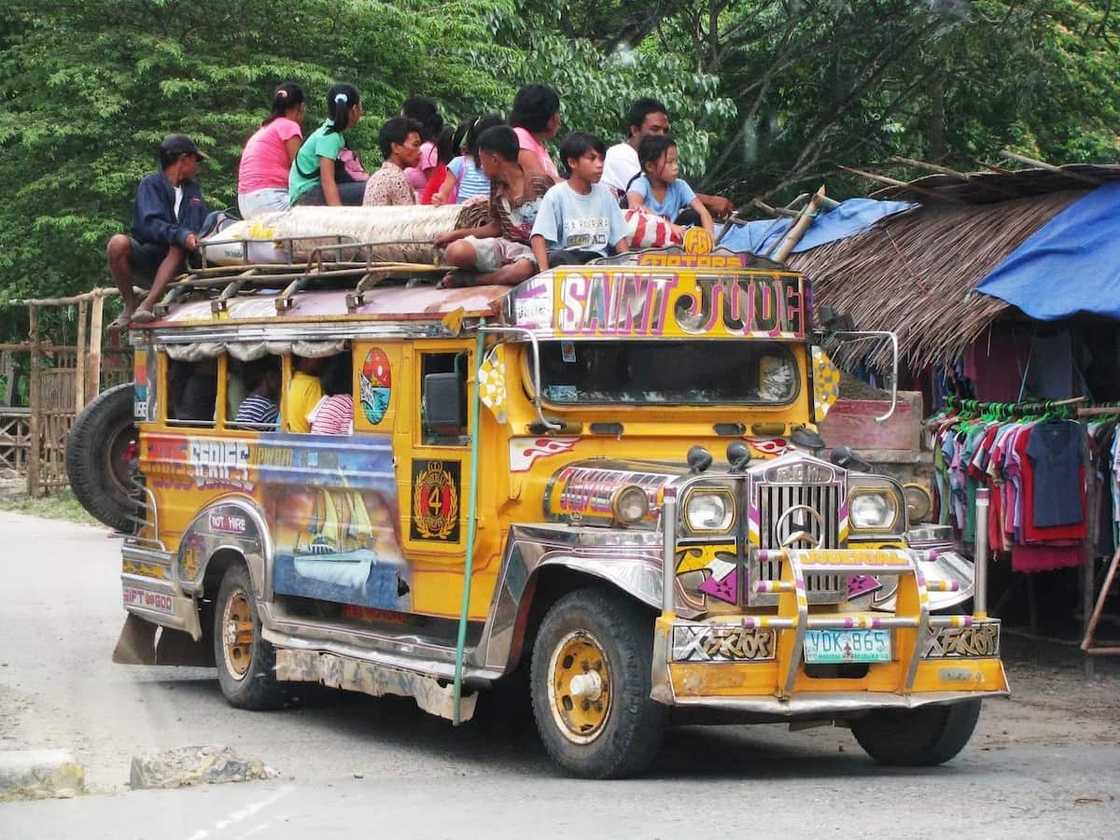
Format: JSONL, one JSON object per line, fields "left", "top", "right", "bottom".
{"left": 531, "top": 133, "right": 630, "bottom": 271}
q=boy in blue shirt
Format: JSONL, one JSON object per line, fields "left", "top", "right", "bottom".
{"left": 531, "top": 133, "right": 630, "bottom": 271}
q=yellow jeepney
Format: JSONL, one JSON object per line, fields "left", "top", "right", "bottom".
{"left": 69, "top": 241, "right": 1007, "bottom": 778}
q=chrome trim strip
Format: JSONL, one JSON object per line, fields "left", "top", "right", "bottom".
{"left": 670, "top": 689, "right": 1007, "bottom": 717}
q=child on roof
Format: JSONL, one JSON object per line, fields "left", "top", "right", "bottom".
{"left": 626, "top": 134, "right": 713, "bottom": 239}
{"left": 431, "top": 114, "right": 505, "bottom": 206}
{"left": 530, "top": 132, "right": 630, "bottom": 270}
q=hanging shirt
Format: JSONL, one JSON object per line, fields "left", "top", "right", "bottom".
{"left": 1026, "top": 420, "right": 1084, "bottom": 527}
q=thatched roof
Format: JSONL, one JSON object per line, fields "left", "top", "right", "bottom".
{"left": 789, "top": 164, "right": 1120, "bottom": 370}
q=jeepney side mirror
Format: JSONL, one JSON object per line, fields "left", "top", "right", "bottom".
{"left": 423, "top": 372, "right": 465, "bottom": 437}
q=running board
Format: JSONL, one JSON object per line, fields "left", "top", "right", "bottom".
{"left": 275, "top": 648, "right": 478, "bottom": 722}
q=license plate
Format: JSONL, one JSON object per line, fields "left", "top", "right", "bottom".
{"left": 803, "top": 629, "right": 891, "bottom": 663}
{"left": 123, "top": 585, "right": 174, "bottom": 615}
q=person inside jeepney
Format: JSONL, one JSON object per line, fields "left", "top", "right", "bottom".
{"left": 510, "top": 84, "right": 562, "bottom": 183}
{"left": 431, "top": 113, "right": 505, "bottom": 206}
{"left": 234, "top": 358, "right": 281, "bottom": 428}
{"left": 433, "top": 125, "right": 553, "bottom": 288}
{"left": 170, "top": 359, "right": 218, "bottom": 423}
{"left": 530, "top": 132, "right": 630, "bottom": 270}
{"left": 400, "top": 96, "right": 445, "bottom": 194}
{"left": 287, "top": 355, "right": 325, "bottom": 433}
{"left": 289, "top": 83, "right": 366, "bottom": 207}
{"left": 602, "top": 96, "right": 735, "bottom": 219}
{"left": 309, "top": 354, "right": 354, "bottom": 435}
{"left": 627, "top": 134, "right": 714, "bottom": 239}
{"left": 237, "top": 82, "right": 306, "bottom": 218}
{"left": 105, "top": 134, "right": 209, "bottom": 331}
{"left": 362, "top": 117, "right": 423, "bottom": 207}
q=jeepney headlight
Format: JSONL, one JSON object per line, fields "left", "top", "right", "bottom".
{"left": 850, "top": 492, "right": 897, "bottom": 530}
{"left": 685, "top": 492, "right": 734, "bottom": 533}
{"left": 612, "top": 485, "right": 649, "bottom": 525}
{"left": 903, "top": 483, "right": 933, "bottom": 524}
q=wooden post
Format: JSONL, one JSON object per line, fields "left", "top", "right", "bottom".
{"left": 75, "top": 299, "right": 88, "bottom": 414}
{"left": 27, "top": 304, "right": 40, "bottom": 497}
{"left": 87, "top": 294, "right": 104, "bottom": 403}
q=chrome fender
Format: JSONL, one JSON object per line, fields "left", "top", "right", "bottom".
{"left": 175, "top": 495, "right": 273, "bottom": 601}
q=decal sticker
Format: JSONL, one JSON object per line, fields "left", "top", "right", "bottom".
{"left": 509, "top": 436, "right": 578, "bottom": 472}
{"left": 697, "top": 558, "right": 739, "bottom": 604}
{"left": 359, "top": 348, "right": 392, "bottom": 425}
{"left": 133, "top": 349, "right": 157, "bottom": 422}
{"left": 923, "top": 623, "right": 1000, "bottom": 659}
{"left": 410, "top": 460, "right": 461, "bottom": 542}
{"left": 263, "top": 434, "right": 410, "bottom": 612}
{"left": 189, "top": 439, "right": 252, "bottom": 491}
{"left": 123, "top": 586, "right": 173, "bottom": 615}
{"left": 672, "top": 625, "right": 776, "bottom": 662}
{"left": 208, "top": 509, "right": 248, "bottom": 534}
{"left": 847, "top": 574, "right": 883, "bottom": 600}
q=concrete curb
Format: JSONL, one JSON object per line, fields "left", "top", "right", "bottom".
{"left": 0, "top": 750, "right": 86, "bottom": 800}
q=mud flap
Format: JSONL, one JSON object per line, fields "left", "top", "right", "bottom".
{"left": 155, "top": 627, "right": 216, "bottom": 667}
{"left": 112, "top": 614, "right": 157, "bottom": 665}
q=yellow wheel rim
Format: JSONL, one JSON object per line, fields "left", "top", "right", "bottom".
{"left": 221, "top": 589, "right": 255, "bottom": 681}
{"left": 547, "top": 630, "right": 612, "bottom": 744}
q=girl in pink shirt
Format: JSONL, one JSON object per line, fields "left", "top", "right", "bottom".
{"left": 511, "top": 84, "right": 561, "bottom": 182}
{"left": 237, "top": 83, "right": 306, "bottom": 218}
{"left": 400, "top": 96, "right": 445, "bottom": 193}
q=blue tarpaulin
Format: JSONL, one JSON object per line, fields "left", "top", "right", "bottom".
{"left": 719, "top": 197, "right": 915, "bottom": 256}
{"left": 976, "top": 182, "right": 1120, "bottom": 321}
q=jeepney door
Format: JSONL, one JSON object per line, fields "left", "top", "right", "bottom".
{"left": 394, "top": 340, "right": 481, "bottom": 618}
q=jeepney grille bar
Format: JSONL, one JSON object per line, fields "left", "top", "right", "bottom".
{"left": 751, "top": 482, "right": 845, "bottom": 607}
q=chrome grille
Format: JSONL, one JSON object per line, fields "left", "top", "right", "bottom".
{"left": 751, "top": 481, "right": 845, "bottom": 606}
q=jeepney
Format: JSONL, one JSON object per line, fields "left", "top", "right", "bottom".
{"left": 69, "top": 240, "right": 1008, "bottom": 778}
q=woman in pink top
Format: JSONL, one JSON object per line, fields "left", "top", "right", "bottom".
{"left": 237, "top": 82, "right": 306, "bottom": 218}
{"left": 510, "top": 84, "right": 561, "bottom": 182}
{"left": 400, "top": 96, "right": 445, "bottom": 193}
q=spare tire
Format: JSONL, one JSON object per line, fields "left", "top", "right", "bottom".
{"left": 66, "top": 383, "right": 140, "bottom": 532}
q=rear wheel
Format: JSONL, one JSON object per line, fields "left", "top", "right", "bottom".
{"left": 213, "top": 564, "right": 285, "bottom": 710}
{"left": 530, "top": 588, "right": 665, "bottom": 779}
{"left": 852, "top": 698, "right": 981, "bottom": 766}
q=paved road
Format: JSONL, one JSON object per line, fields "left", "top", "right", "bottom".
{"left": 1, "top": 511, "right": 1118, "bottom": 839}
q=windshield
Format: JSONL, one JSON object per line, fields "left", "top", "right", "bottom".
{"left": 538, "top": 340, "right": 799, "bottom": 405}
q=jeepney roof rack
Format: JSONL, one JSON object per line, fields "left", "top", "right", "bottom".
{"left": 153, "top": 234, "right": 451, "bottom": 317}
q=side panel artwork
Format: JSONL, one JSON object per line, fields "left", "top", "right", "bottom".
{"left": 261, "top": 433, "right": 411, "bottom": 612}
{"left": 409, "top": 459, "right": 462, "bottom": 542}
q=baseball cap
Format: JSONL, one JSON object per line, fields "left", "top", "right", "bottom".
{"left": 159, "top": 134, "right": 208, "bottom": 161}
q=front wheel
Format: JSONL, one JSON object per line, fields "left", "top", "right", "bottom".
{"left": 530, "top": 588, "right": 666, "bottom": 779}
{"left": 851, "top": 698, "right": 981, "bottom": 766}
{"left": 213, "top": 564, "right": 285, "bottom": 710}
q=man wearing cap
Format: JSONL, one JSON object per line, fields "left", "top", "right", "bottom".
{"left": 106, "top": 134, "right": 209, "bottom": 329}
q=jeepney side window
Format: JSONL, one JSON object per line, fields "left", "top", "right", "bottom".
{"left": 228, "top": 356, "right": 282, "bottom": 431}
{"left": 420, "top": 351, "right": 468, "bottom": 446}
{"left": 167, "top": 357, "right": 217, "bottom": 427}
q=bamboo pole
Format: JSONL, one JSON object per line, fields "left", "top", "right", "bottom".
{"left": 770, "top": 186, "right": 827, "bottom": 262}
{"left": 1000, "top": 150, "right": 1103, "bottom": 187}
{"left": 27, "top": 304, "right": 40, "bottom": 497}
{"left": 75, "top": 299, "right": 88, "bottom": 414}
{"left": 887, "top": 156, "right": 1020, "bottom": 200}
{"left": 10, "top": 287, "right": 120, "bottom": 307}
{"left": 88, "top": 295, "right": 104, "bottom": 404}
{"left": 838, "top": 166, "right": 966, "bottom": 204}
{"left": 1082, "top": 547, "right": 1120, "bottom": 656}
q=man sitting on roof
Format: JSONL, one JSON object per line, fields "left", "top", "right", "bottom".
{"left": 603, "top": 98, "right": 735, "bottom": 220}
{"left": 434, "top": 125, "right": 553, "bottom": 287}
{"left": 106, "top": 135, "right": 209, "bottom": 330}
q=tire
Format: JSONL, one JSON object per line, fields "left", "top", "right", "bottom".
{"left": 530, "top": 587, "right": 666, "bottom": 779}
{"left": 852, "top": 698, "right": 982, "bottom": 766}
{"left": 65, "top": 382, "right": 139, "bottom": 532}
{"left": 213, "top": 563, "right": 286, "bottom": 710}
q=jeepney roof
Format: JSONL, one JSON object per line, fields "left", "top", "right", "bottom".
{"left": 132, "top": 247, "right": 808, "bottom": 343}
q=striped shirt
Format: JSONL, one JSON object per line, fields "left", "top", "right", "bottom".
{"left": 448, "top": 156, "right": 490, "bottom": 202}
{"left": 234, "top": 394, "right": 278, "bottom": 427}
{"left": 310, "top": 394, "right": 354, "bottom": 435}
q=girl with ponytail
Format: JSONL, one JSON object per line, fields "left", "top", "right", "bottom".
{"left": 237, "top": 82, "right": 306, "bottom": 217}
{"left": 289, "top": 83, "right": 366, "bottom": 206}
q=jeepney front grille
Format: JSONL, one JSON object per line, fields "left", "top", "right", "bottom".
{"left": 750, "top": 482, "right": 846, "bottom": 606}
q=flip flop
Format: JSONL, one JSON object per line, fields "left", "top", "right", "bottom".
{"left": 130, "top": 308, "right": 156, "bottom": 324}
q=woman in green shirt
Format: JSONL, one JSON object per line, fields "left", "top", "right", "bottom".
{"left": 289, "top": 83, "right": 365, "bottom": 206}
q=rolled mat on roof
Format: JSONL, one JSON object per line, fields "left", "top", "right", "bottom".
{"left": 200, "top": 202, "right": 490, "bottom": 266}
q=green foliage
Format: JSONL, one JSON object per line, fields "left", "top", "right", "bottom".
{"left": 0, "top": 0, "right": 1116, "bottom": 315}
